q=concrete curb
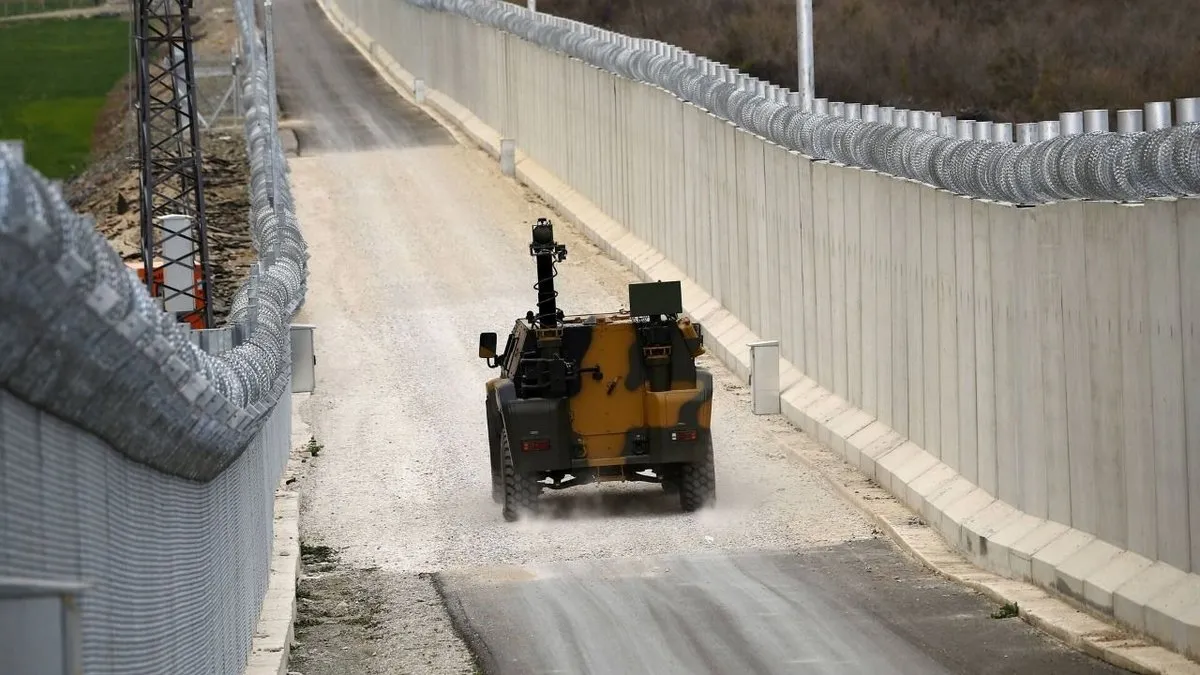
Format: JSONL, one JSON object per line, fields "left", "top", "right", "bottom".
{"left": 318, "top": 3, "right": 1200, "bottom": 672}
{"left": 244, "top": 489, "right": 300, "bottom": 675}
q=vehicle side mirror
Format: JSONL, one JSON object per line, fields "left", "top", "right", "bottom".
{"left": 479, "top": 332, "right": 498, "bottom": 359}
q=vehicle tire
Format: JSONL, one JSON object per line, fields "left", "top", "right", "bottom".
{"left": 491, "top": 464, "right": 504, "bottom": 504}
{"left": 501, "top": 429, "right": 540, "bottom": 522}
{"left": 679, "top": 438, "right": 716, "bottom": 512}
{"left": 487, "top": 401, "right": 503, "bottom": 503}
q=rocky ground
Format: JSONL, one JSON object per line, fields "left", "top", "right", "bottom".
{"left": 63, "top": 0, "right": 254, "bottom": 324}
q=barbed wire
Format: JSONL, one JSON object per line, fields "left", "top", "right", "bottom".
{"left": 410, "top": 0, "right": 1200, "bottom": 205}
{"left": 0, "top": 0, "right": 306, "bottom": 481}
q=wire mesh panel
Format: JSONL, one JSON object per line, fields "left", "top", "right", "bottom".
{"left": 0, "top": 384, "right": 291, "bottom": 674}
{"left": 0, "top": 0, "right": 307, "bottom": 669}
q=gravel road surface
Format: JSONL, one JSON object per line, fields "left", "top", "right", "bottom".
{"left": 274, "top": 0, "right": 1132, "bottom": 673}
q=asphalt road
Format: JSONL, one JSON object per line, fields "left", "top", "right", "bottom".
{"left": 271, "top": 0, "right": 453, "bottom": 153}
{"left": 271, "top": 0, "right": 1135, "bottom": 673}
{"left": 437, "top": 539, "right": 1127, "bottom": 675}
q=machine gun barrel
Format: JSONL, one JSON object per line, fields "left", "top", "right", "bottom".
{"left": 529, "top": 218, "right": 567, "bottom": 328}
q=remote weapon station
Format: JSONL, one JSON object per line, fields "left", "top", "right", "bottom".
{"left": 478, "top": 218, "right": 716, "bottom": 521}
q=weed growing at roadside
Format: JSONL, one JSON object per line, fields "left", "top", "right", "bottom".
{"left": 306, "top": 436, "right": 323, "bottom": 457}
{"left": 991, "top": 601, "right": 1019, "bottom": 619}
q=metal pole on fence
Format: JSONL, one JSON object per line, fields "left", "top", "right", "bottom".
{"left": 248, "top": 262, "right": 261, "bottom": 330}
{"left": 232, "top": 48, "right": 242, "bottom": 117}
{"left": 796, "top": 0, "right": 814, "bottom": 112}
{"left": 264, "top": 0, "right": 281, "bottom": 213}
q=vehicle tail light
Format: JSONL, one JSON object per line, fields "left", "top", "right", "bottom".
{"left": 671, "top": 429, "right": 698, "bottom": 442}
{"left": 521, "top": 438, "right": 551, "bottom": 452}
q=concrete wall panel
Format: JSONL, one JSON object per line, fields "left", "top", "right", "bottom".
{"left": 1119, "top": 203, "right": 1157, "bottom": 560}
{"left": 953, "top": 195, "right": 976, "bottom": 484}
{"left": 970, "top": 200, "right": 997, "bottom": 498}
{"left": 845, "top": 169, "right": 864, "bottom": 410}
{"left": 1036, "top": 205, "right": 1070, "bottom": 526}
{"left": 988, "top": 205, "right": 1019, "bottom": 507}
{"left": 1179, "top": 198, "right": 1200, "bottom": 573}
{"left": 936, "top": 190, "right": 959, "bottom": 472}
{"left": 1016, "top": 208, "right": 1046, "bottom": 520}
{"left": 1147, "top": 199, "right": 1189, "bottom": 571}
{"left": 920, "top": 187, "right": 940, "bottom": 459}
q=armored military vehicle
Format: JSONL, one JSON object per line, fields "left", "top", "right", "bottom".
{"left": 478, "top": 217, "right": 716, "bottom": 521}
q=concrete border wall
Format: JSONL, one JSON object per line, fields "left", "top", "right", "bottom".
{"left": 326, "top": 0, "right": 1200, "bottom": 659}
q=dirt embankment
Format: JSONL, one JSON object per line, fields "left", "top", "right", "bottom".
{"left": 64, "top": 0, "right": 254, "bottom": 325}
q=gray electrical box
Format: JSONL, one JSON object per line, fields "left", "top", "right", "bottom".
{"left": 0, "top": 578, "right": 86, "bottom": 675}
{"left": 291, "top": 324, "right": 316, "bottom": 393}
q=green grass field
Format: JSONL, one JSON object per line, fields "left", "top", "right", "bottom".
{"left": 0, "top": 16, "right": 129, "bottom": 178}
{"left": 0, "top": 0, "right": 103, "bottom": 19}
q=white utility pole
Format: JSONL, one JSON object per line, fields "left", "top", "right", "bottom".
{"left": 797, "top": 0, "right": 814, "bottom": 111}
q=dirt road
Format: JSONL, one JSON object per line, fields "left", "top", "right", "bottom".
{"left": 275, "top": 0, "right": 1132, "bottom": 672}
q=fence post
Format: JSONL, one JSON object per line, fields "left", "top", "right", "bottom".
{"left": 414, "top": 77, "right": 427, "bottom": 104}
{"left": 796, "top": 0, "right": 814, "bottom": 112}
{"left": 232, "top": 49, "right": 242, "bottom": 117}
{"left": 748, "top": 340, "right": 781, "bottom": 415}
{"left": 264, "top": 0, "right": 281, "bottom": 212}
{"left": 234, "top": 262, "right": 261, "bottom": 346}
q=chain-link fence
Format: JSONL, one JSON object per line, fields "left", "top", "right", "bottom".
{"left": 0, "top": 0, "right": 305, "bottom": 668}
{"left": 405, "top": 0, "right": 1200, "bottom": 206}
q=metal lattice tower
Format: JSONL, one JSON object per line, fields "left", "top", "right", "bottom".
{"left": 134, "top": 0, "right": 214, "bottom": 329}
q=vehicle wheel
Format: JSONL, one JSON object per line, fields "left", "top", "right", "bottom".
{"left": 501, "top": 429, "right": 540, "bottom": 522}
{"left": 679, "top": 438, "right": 716, "bottom": 512}
{"left": 487, "top": 401, "right": 503, "bottom": 503}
